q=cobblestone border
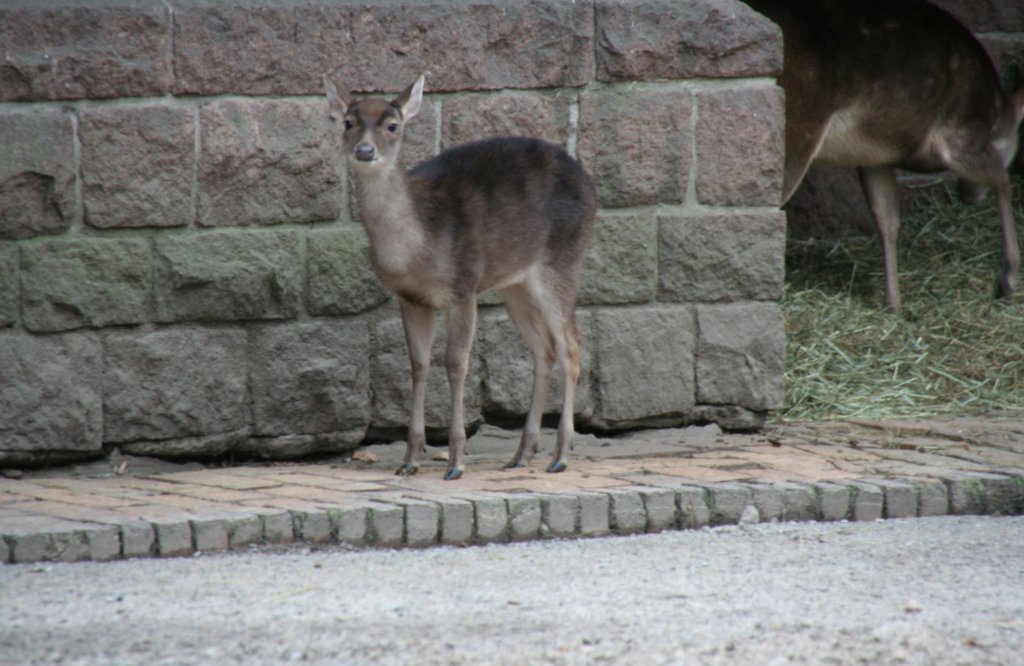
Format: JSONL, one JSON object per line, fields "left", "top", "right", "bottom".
{"left": 3, "top": 473, "right": 1022, "bottom": 565}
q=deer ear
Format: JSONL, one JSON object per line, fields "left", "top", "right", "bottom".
{"left": 323, "top": 74, "right": 351, "bottom": 120}
{"left": 396, "top": 74, "right": 425, "bottom": 121}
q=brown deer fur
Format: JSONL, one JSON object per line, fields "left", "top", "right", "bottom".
{"left": 746, "top": 0, "right": 1024, "bottom": 312}
{"left": 325, "top": 74, "right": 595, "bottom": 480}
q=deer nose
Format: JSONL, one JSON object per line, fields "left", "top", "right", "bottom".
{"left": 355, "top": 143, "right": 376, "bottom": 162}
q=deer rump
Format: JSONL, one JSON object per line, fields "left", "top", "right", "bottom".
{"left": 747, "top": 0, "right": 1024, "bottom": 311}
{"left": 400, "top": 138, "right": 594, "bottom": 308}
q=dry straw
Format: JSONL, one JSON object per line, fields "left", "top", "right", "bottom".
{"left": 780, "top": 176, "right": 1024, "bottom": 421}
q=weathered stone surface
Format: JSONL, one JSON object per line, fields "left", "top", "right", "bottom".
{"left": 914, "top": 479, "right": 951, "bottom": 517}
{"left": 198, "top": 99, "right": 341, "bottom": 227}
{"left": 846, "top": 482, "right": 884, "bottom": 522}
{"left": 174, "top": 0, "right": 349, "bottom": 96}
{"left": 80, "top": 104, "right": 194, "bottom": 229}
{"left": 154, "top": 230, "right": 302, "bottom": 323}
{"left": 814, "top": 482, "right": 852, "bottom": 522}
{"left": 579, "top": 213, "right": 659, "bottom": 306}
{"left": 577, "top": 87, "right": 692, "bottom": 208}
{"left": 591, "top": 306, "right": 696, "bottom": 428}
{"left": 235, "top": 431, "right": 365, "bottom": 460}
{"left": 506, "top": 495, "right": 542, "bottom": 541}
{"left": 637, "top": 487, "right": 678, "bottom": 532}
{"left": 696, "top": 303, "right": 784, "bottom": 411}
{"left": 346, "top": 0, "right": 593, "bottom": 93}
{"left": 369, "top": 314, "right": 483, "bottom": 437}
{"left": 0, "top": 331, "right": 102, "bottom": 454}
{"left": 539, "top": 494, "right": 578, "bottom": 538}
{"left": 121, "top": 429, "right": 249, "bottom": 459}
{"left": 102, "top": 327, "right": 248, "bottom": 444}
{"left": 659, "top": 212, "right": 786, "bottom": 303}
{"left": 21, "top": 239, "right": 150, "bottom": 332}
{"left": 695, "top": 84, "right": 785, "bottom": 206}
{"left": 249, "top": 320, "right": 371, "bottom": 438}
{"left": 595, "top": 0, "right": 782, "bottom": 81}
{"left": 0, "top": 109, "right": 76, "bottom": 239}
{"left": 605, "top": 489, "right": 646, "bottom": 535}
{"left": 307, "top": 226, "right": 389, "bottom": 316}
{"left": 0, "top": 0, "right": 171, "bottom": 101}
{"left": 0, "top": 244, "right": 16, "bottom": 327}
{"left": 175, "top": 0, "right": 592, "bottom": 95}
{"left": 784, "top": 166, "right": 876, "bottom": 238}
{"left": 478, "top": 310, "right": 593, "bottom": 420}
{"left": 442, "top": 92, "right": 572, "bottom": 150}
{"left": 704, "top": 482, "right": 753, "bottom": 525}
{"left": 121, "top": 522, "right": 155, "bottom": 559}
{"left": 929, "top": 0, "right": 1024, "bottom": 32}
{"left": 577, "top": 492, "right": 610, "bottom": 537}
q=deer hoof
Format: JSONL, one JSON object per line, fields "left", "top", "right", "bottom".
{"left": 395, "top": 463, "right": 419, "bottom": 477}
{"left": 546, "top": 461, "right": 567, "bottom": 474}
{"left": 503, "top": 459, "right": 525, "bottom": 469}
{"left": 443, "top": 467, "right": 463, "bottom": 481}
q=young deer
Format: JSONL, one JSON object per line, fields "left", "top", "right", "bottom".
{"left": 324, "top": 74, "right": 595, "bottom": 480}
{"left": 746, "top": 0, "right": 1024, "bottom": 313}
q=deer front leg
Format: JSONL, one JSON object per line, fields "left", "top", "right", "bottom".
{"left": 442, "top": 298, "right": 478, "bottom": 481}
{"left": 398, "top": 298, "right": 436, "bottom": 476}
{"left": 859, "top": 166, "right": 902, "bottom": 314}
{"left": 994, "top": 179, "right": 1020, "bottom": 299}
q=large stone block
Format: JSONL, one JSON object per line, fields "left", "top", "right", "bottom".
{"left": 307, "top": 226, "right": 389, "bottom": 316}
{"left": 441, "top": 92, "right": 572, "bottom": 150}
{"left": 0, "top": 244, "right": 15, "bottom": 327}
{"left": 596, "top": 0, "right": 782, "bottom": 81}
{"left": 369, "top": 314, "right": 483, "bottom": 438}
{"left": 0, "top": 109, "right": 76, "bottom": 239}
{"left": 590, "top": 306, "right": 696, "bottom": 428}
{"left": 249, "top": 320, "right": 371, "bottom": 437}
{"left": 0, "top": 330, "right": 103, "bottom": 456}
{"left": 695, "top": 84, "right": 784, "bottom": 206}
{"left": 577, "top": 87, "right": 692, "bottom": 208}
{"left": 102, "top": 326, "right": 248, "bottom": 444}
{"left": 659, "top": 211, "right": 786, "bottom": 302}
{"left": 80, "top": 104, "right": 195, "bottom": 229}
{"left": 696, "top": 302, "right": 784, "bottom": 411}
{"left": 153, "top": 230, "right": 302, "bottom": 323}
{"left": 578, "top": 213, "right": 659, "bottom": 306}
{"left": 173, "top": 0, "right": 350, "bottom": 96}
{"left": 477, "top": 309, "right": 593, "bottom": 420}
{"left": 0, "top": 0, "right": 171, "bottom": 101}
{"left": 345, "top": 0, "right": 593, "bottom": 94}
{"left": 21, "top": 238, "right": 150, "bottom": 332}
{"left": 198, "top": 98, "right": 342, "bottom": 227}
{"left": 175, "top": 0, "right": 592, "bottom": 95}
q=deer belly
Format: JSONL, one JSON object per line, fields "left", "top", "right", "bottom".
{"left": 816, "top": 109, "right": 904, "bottom": 167}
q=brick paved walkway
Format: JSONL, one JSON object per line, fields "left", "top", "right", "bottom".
{"left": 2, "top": 414, "right": 1022, "bottom": 564}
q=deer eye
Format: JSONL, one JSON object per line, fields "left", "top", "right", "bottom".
{"left": 387, "top": 122, "right": 399, "bottom": 133}
{"left": 343, "top": 119, "right": 354, "bottom": 131}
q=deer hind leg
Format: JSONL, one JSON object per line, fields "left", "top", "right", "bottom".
{"left": 500, "top": 283, "right": 556, "bottom": 470}
{"left": 442, "top": 297, "right": 478, "bottom": 481}
{"left": 858, "top": 166, "right": 903, "bottom": 313}
{"left": 533, "top": 272, "right": 581, "bottom": 474}
{"left": 398, "top": 298, "right": 436, "bottom": 476}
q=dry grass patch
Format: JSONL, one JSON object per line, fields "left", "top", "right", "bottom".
{"left": 780, "top": 177, "right": 1024, "bottom": 421}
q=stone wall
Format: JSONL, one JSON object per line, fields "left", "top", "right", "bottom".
{"left": 0, "top": 0, "right": 786, "bottom": 465}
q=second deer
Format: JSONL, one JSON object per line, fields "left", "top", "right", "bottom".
{"left": 747, "top": 0, "right": 1024, "bottom": 313}
{"left": 324, "top": 74, "right": 596, "bottom": 480}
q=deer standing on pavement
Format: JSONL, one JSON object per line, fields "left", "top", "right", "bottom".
{"left": 324, "top": 74, "right": 596, "bottom": 480}
{"left": 746, "top": 0, "right": 1024, "bottom": 313}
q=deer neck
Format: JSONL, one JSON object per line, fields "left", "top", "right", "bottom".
{"left": 352, "top": 165, "right": 426, "bottom": 279}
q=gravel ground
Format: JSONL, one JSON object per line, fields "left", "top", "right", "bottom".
{"left": 2, "top": 515, "right": 1022, "bottom": 665}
